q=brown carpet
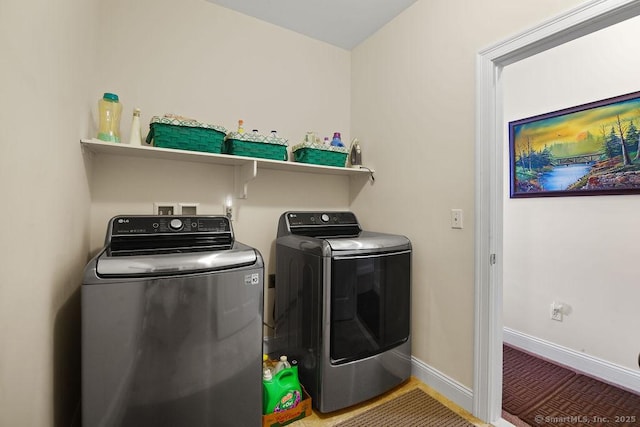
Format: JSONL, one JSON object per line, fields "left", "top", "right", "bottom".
{"left": 503, "top": 345, "right": 577, "bottom": 415}
{"left": 503, "top": 344, "right": 640, "bottom": 426}
{"left": 334, "top": 388, "right": 475, "bottom": 427}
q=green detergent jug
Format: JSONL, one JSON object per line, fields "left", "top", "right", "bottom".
{"left": 262, "top": 365, "right": 302, "bottom": 415}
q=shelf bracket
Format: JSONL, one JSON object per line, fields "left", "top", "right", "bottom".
{"left": 234, "top": 160, "right": 257, "bottom": 199}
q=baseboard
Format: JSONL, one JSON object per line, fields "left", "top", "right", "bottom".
{"left": 411, "top": 356, "right": 473, "bottom": 413}
{"left": 503, "top": 327, "right": 640, "bottom": 394}
{"left": 410, "top": 356, "right": 521, "bottom": 426}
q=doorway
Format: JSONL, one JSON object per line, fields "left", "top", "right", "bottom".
{"left": 473, "top": 0, "right": 640, "bottom": 423}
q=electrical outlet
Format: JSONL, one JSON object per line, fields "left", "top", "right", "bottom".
{"left": 550, "top": 302, "right": 563, "bottom": 321}
{"left": 154, "top": 202, "right": 178, "bottom": 216}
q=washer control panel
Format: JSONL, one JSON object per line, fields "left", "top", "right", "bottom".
{"left": 111, "top": 215, "right": 230, "bottom": 235}
{"left": 286, "top": 212, "right": 357, "bottom": 226}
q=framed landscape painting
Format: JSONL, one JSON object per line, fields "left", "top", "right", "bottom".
{"left": 509, "top": 90, "right": 640, "bottom": 198}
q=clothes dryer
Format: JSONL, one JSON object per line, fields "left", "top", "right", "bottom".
{"left": 274, "top": 211, "right": 411, "bottom": 413}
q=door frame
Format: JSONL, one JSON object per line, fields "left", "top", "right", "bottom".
{"left": 473, "top": 0, "right": 640, "bottom": 422}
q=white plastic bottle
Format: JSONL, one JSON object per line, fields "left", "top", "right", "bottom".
{"left": 263, "top": 353, "right": 273, "bottom": 379}
{"left": 128, "top": 108, "right": 142, "bottom": 145}
{"left": 273, "top": 355, "right": 291, "bottom": 375}
{"left": 263, "top": 366, "right": 273, "bottom": 381}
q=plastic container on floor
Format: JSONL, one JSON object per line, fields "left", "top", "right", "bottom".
{"left": 263, "top": 365, "right": 302, "bottom": 415}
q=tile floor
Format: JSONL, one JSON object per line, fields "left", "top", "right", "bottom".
{"left": 289, "top": 377, "right": 490, "bottom": 426}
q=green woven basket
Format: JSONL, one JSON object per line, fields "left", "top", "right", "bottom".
{"left": 146, "top": 116, "right": 227, "bottom": 154}
{"left": 224, "top": 132, "right": 288, "bottom": 161}
{"left": 292, "top": 143, "right": 348, "bottom": 167}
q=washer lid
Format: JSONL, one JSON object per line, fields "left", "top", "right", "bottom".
{"left": 95, "top": 245, "right": 257, "bottom": 277}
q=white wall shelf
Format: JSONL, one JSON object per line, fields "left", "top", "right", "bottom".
{"left": 80, "top": 138, "right": 373, "bottom": 198}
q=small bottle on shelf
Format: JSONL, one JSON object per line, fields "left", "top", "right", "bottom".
{"left": 128, "top": 108, "right": 142, "bottom": 145}
{"left": 331, "top": 132, "right": 344, "bottom": 147}
{"left": 305, "top": 131, "right": 316, "bottom": 144}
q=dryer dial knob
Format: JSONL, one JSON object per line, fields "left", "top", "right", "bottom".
{"left": 321, "top": 213, "right": 330, "bottom": 223}
{"left": 169, "top": 218, "right": 183, "bottom": 230}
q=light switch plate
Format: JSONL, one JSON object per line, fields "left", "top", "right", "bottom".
{"left": 451, "top": 209, "right": 463, "bottom": 229}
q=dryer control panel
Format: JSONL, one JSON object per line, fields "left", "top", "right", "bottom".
{"left": 286, "top": 211, "right": 357, "bottom": 226}
{"left": 278, "top": 211, "right": 361, "bottom": 238}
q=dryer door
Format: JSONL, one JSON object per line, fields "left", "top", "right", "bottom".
{"left": 329, "top": 250, "right": 411, "bottom": 364}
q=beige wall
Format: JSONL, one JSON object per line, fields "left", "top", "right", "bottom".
{"left": 503, "top": 15, "right": 640, "bottom": 371}
{"left": 0, "top": 0, "right": 97, "bottom": 425}
{"left": 350, "top": 0, "right": 587, "bottom": 388}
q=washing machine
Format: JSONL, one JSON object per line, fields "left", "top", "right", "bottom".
{"left": 82, "top": 215, "right": 263, "bottom": 427}
{"left": 273, "top": 211, "right": 411, "bottom": 413}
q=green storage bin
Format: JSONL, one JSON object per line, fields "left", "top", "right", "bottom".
{"left": 292, "top": 142, "right": 348, "bottom": 167}
{"left": 146, "top": 116, "right": 227, "bottom": 154}
{"left": 224, "top": 132, "right": 288, "bottom": 161}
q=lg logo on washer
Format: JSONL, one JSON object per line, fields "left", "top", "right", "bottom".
{"left": 244, "top": 273, "right": 260, "bottom": 286}
{"left": 117, "top": 218, "right": 130, "bottom": 224}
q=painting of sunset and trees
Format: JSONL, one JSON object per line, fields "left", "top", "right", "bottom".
{"left": 509, "top": 90, "right": 640, "bottom": 198}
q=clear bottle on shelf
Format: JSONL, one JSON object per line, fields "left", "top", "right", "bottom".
{"left": 97, "top": 92, "right": 122, "bottom": 143}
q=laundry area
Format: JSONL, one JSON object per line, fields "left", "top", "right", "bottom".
{"left": 76, "top": 1, "right": 418, "bottom": 423}
{"left": 11, "top": 0, "right": 633, "bottom": 426}
{"left": 81, "top": 89, "right": 415, "bottom": 424}
{"left": 81, "top": 76, "right": 395, "bottom": 426}
{"left": 79, "top": 15, "right": 416, "bottom": 420}
{"left": 78, "top": 202, "right": 412, "bottom": 426}
{"left": 81, "top": 205, "right": 413, "bottom": 427}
